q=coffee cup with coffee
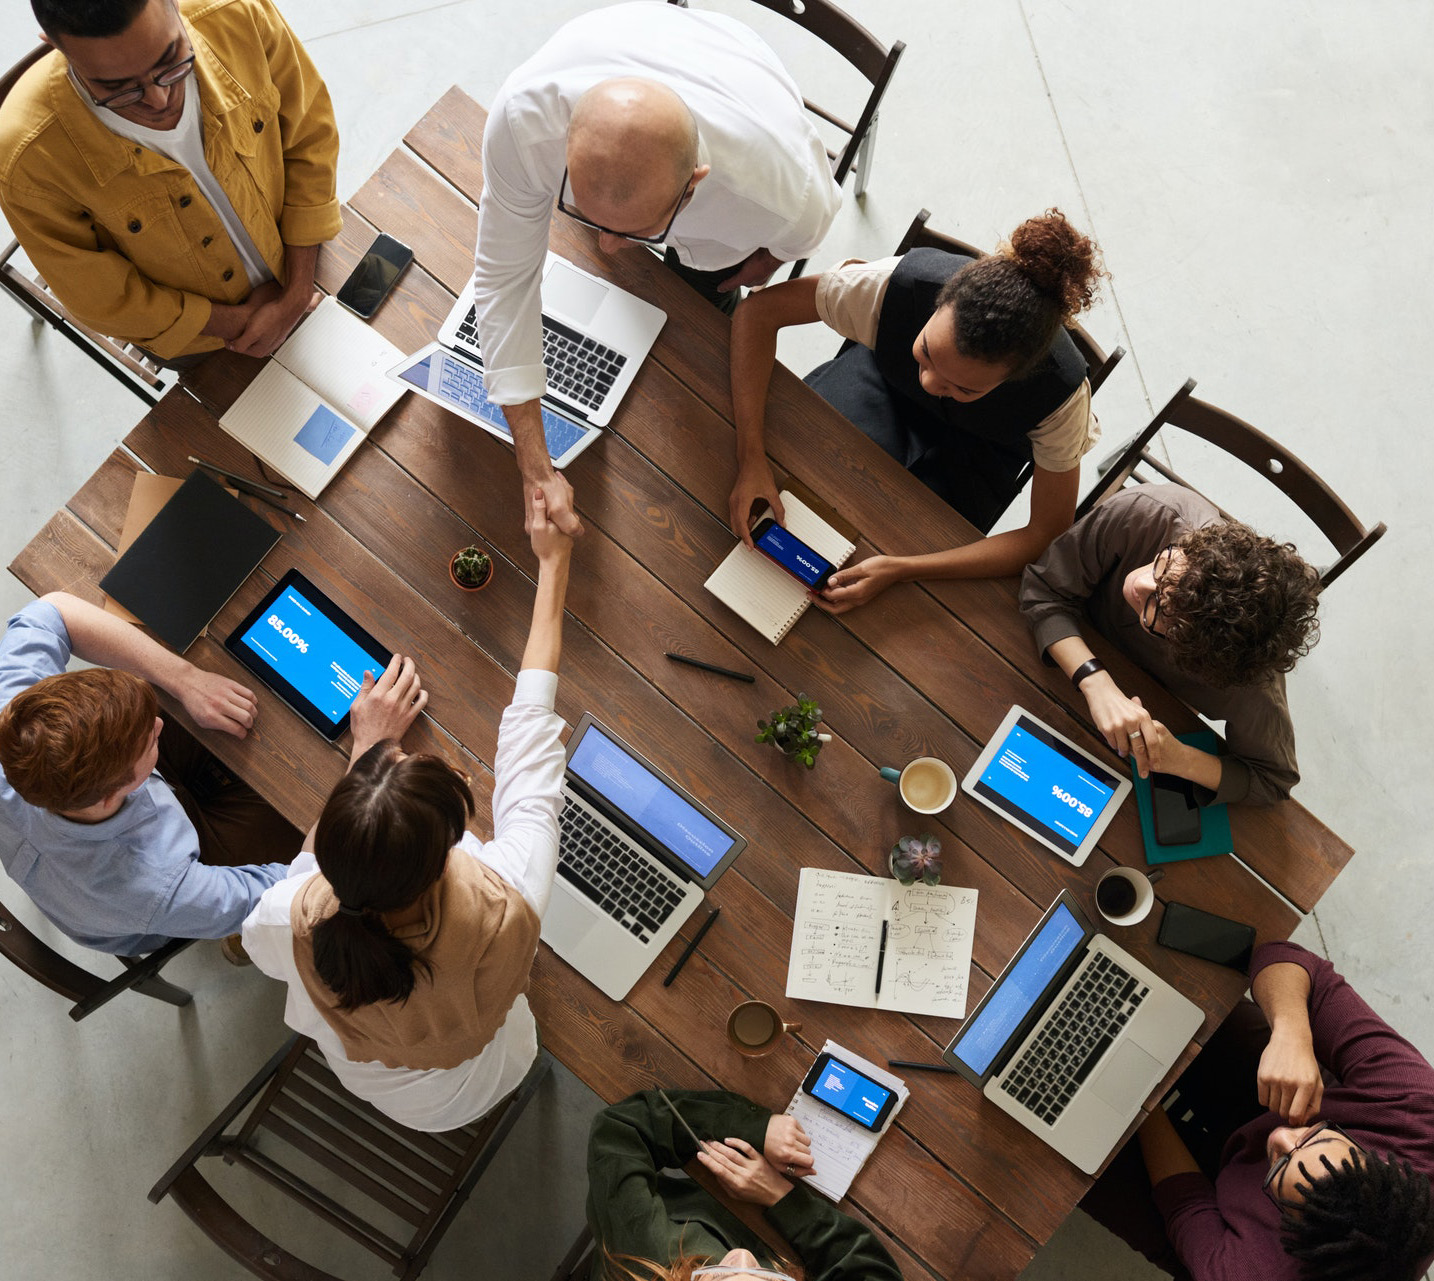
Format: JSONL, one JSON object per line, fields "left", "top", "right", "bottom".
{"left": 1095, "top": 866, "right": 1164, "bottom": 926}
{"left": 880, "top": 757, "right": 958, "bottom": 815}
{"left": 726, "top": 1000, "right": 801, "bottom": 1058}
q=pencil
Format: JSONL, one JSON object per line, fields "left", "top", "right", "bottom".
{"left": 664, "top": 653, "right": 755, "bottom": 683}
{"left": 187, "top": 454, "right": 288, "bottom": 499}
{"left": 662, "top": 906, "right": 721, "bottom": 986}
{"left": 886, "top": 1059, "right": 962, "bottom": 1075}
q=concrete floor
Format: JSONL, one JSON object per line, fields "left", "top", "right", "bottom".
{"left": 1, "top": 1, "right": 1429, "bottom": 1277}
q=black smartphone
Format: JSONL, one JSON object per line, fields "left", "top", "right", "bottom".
{"left": 1157, "top": 901, "right": 1256, "bottom": 972}
{"left": 336, "top": 233, "right": 414, "bottom": 319}
{"left": 749, "top": 517, "right": 836, "bottom": 590}
{"left": 1151, "top": 771, "right": 1201, "bottom": 845}
{"left": 801, "top": 1051, "right": 897, "bottom": 1131}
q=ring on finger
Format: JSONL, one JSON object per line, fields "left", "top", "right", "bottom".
{"left": 1129, "top": 730, "right": 1143, "bottom": 741}
{"left": 785, "top": 1163, "right": 795, "bottom": 1175}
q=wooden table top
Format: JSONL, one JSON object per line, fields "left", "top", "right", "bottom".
{"left": 9, "top": 88, "right": 1353, "bottom": 1280}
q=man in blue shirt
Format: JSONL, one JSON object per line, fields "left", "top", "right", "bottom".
{"left": 0, "top": 592, "right": 298, "bottom": 955}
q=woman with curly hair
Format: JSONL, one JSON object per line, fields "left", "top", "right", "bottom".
{"left": 728, "top": 209, "right": 1106, "bottom": 611}
{"left": 1019, "top": 484, "right": 1322, "bottom": 805}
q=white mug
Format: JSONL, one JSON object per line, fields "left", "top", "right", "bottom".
{"left": 880, "top": 757, "right": 958, "bottom": 814}
{"left": 1095, "top": 866, "right": 1164, "bottom": 926}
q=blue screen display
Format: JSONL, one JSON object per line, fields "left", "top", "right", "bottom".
{"left": 567, "top": 727, "right": 734, "bottom": 879}
{"left": 754, "top": 522, "right": 833, "bottom": 588}
{"left": 952, "top": 903, "right": 1087, "bottom": 1078}
{"left": 976, "top": 718, "right": 1118, "bottom": 854}
{"left": 235, "top": 585, "right": 386, "bottom": 725}
{"left": 808, "top": 1057, "right": 894, "bottom": 1129}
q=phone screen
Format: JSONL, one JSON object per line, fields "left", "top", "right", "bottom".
{"left": 337, "top": 234, "right": 414, "bottom": 319}
{"left": 1151, "top": 771, "right": 1201, "bottom": 845}
{"left": 751, "top": 519, "right": 835, "bottom": 589}
{"left": 801, "top": 1053, "right": 895, "bottom": 1131}
{"left": 1157, "top": 902, "right": 1256, "bottom": 972}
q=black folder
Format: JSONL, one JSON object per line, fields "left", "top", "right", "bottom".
{"left": 100, "top": 472, "right": 282, "bottom": 653}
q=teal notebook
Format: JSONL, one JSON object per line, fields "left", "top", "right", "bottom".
{"left": 1131, "top": 729, "right": 1233, "bottom": 864}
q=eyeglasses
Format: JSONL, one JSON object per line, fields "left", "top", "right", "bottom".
{"left": 1139, "top": 543, "right": 1180, "bottom": 637}
{"left": 1262, "top": 1121, "right": 1358, "bottom": 1201}
{"left": 82, "top": 43, "right": 196, "bottom": 111}
{"left": 556, "top": 165, "right": 690, "bottom": 246}
{"left": 691, "top": 1269, "right": 796, "bottom": 1281}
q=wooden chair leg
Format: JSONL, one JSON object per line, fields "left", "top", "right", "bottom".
{"left": 853, "top": 109, "right": 880, "bottom": 198}
{"left": 549, "top": 1223, "right": 596, "bottom": 1281}
{"left": 69, "top": 937, "right": 196, "bottom": 1021}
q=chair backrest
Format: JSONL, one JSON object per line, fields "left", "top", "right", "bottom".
{"left": 893, "top": 207, "right": 1127, "bottom": 394}
{"left": 150, "top": 1036, "right": 552, "bottom": 1281}
{"left": 1076, "top": 378, "right": 1387, "bottom": 589}
{"left": 0, "top": 44, "right": 49, "bottom": 106}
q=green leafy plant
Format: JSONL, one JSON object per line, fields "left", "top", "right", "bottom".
{"left": 755, "top": 694, "right": 828, "bottom": 769}
{"left": 450, "top": 545, "right": 493, "bottom": 591}
{"left": 889, "top": 834, "right": 943, "bottom": 886}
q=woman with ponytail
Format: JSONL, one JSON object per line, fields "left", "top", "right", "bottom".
{"left": 729, "top": 209, "right": 1107, "bottom": 611}
{"left": 242, "top": 492, "right": 573, "bottom": 1130}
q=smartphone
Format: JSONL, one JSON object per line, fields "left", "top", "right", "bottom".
{"left": 336, "top": 233, "right": 414, "bottom": 319}
{"left": 801, "top": 1052, "right": 897, "bottom": 1131}
{"left": 750, "top": 518, "right": 836, "bottom": 590}
{"left": 1151, "top": 771, "right": 1201, "bottom": 845}
{"left": 1157, "top": 901, "right": 1256, "bottom": 973}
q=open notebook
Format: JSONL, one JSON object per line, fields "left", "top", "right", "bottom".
{"left": 704, "top": 491, "right": 856, "bottom": 643}
{"left": 219, "top": 298, "right": 404, "bottom": 499}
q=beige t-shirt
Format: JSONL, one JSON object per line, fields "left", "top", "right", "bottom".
{"left": 813, "top": 256, "right": 1099, "bottom": 474}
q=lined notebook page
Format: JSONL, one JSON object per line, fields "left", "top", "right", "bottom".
{"left": 704, "top": 491, "right": 856, "bottom": 643}
{"left": 272, "top": 297, "right": 404, "bottom": 431}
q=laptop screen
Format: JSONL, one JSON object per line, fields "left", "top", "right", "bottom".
{"left": 567, "top": 725, "right": 737, "bottom": 879}
{"left": 948, "top": 900, "right": 1087, "bottom": 1079}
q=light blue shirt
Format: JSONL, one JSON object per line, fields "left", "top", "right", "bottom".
{"left": 0, "top": 602, "right": 287, "bottom": 954}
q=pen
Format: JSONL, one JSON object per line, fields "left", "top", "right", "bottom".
{"left": 186, "top": 454, "right": 289, "bottom": 499}
{"left": 874, "top": 919, "right": 889, "bottom": 996}
{"left": 178, "top": 384, "right": 228, "bottom": 421}
{"left": 886, "top": 1060, "right": 962, "bottom": 1075}
{"left": 665, "top": 652, "right": 755, "bottom": 684}
{"left": 663, "top": 906, "right": 721, "bottom": 987}
{"left": 657, "top": 1088, "right": 708, "bottom": 1152}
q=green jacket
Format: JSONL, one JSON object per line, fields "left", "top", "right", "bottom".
{"left": 586, "top": 1090, "right": 902, "bottom": 1280}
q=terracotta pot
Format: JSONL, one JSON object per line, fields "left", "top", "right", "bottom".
{"left": 448, "top": 553, "right": 493, "bottom": 593}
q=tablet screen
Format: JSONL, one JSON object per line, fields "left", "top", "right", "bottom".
{"left": 972, "top": 714, "right": 1121, "bottom": 856}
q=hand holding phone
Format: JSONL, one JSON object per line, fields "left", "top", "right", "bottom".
{"left": 337, "top": 233, "right": 414, "bottom": 319}
{"left": 801, "top": 1052, "right": 897, "bottom": 1131}
{"left": 750, "top": 517, "right": 836, "bottom": 590}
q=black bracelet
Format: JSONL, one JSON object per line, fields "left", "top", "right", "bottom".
{"left": 1070, "top": 658, "right": 1106, "bottom": 690}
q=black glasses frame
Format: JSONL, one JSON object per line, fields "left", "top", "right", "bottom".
{"left": 85, "top": 44, "right": 196, "bottom": 111}
{"left": 1140, "top": 543, "right": 1180, "bottom": 637}
{"left": 1262, "top": 1121, "right": 1357, "bottom": 1201}
{"left": 556, "top": 165, "right": 689, "bottom": 246}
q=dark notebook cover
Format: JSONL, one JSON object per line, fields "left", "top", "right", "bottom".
{"left": 100, "top": 471, "right": 282, "bottom": 653}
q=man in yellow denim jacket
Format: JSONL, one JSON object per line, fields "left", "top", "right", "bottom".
{"left": 0, "top": 0, "right": 340, "bottom": 362}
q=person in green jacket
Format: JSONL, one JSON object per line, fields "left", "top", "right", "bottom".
{"left": 585, "top": 1089, "right": 902, "bottom": 1280}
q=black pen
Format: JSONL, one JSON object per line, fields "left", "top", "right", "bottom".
{"left": 874, "top": 919, "right": 889, "bottom": 996}
{"left": 665, "top": 652, "right": 755, "bottom": 684}
{"left": 187, "top": 453, "right": 288, "bottom": 499}
{"left": 886, "top": 1060, "right": 961, "bottom": 1075}
{"left": 662, "top": 906, "right": 721, "bottom": 986}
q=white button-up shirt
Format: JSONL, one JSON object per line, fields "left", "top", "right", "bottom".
{"left": 474, "top": 1, "right": 842, "bottom": 405}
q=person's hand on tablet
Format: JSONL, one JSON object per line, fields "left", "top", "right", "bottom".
{"left": 178, "top": 667, "right": 259, "bottom": 738}
{"left": 349, "top": 655, "right": 427, "bottom": 760}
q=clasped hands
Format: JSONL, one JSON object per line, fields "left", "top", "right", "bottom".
{"left": 695, "top": 1114, "right": 816, "bottom": 1208}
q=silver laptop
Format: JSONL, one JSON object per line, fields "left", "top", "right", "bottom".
{"left": 944, "top": 890, "right": 1202, "bottom": 1174}
{"left": 541, "top": 714, "right": 745, "bottom": 1002}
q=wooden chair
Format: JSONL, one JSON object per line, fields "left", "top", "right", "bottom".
{"left": 1076, "top": 378, "right": 1386, "bottom": 589}
{"left": 0, "top": 893, "right": 196, "bottom": 1021}
{"left": 0, "top": 44, "right": 165, "bottom": 404}
{"left": 548, "top": 1225, "right": 596, "bottom": 1281}
{"left": 668, "top": 0, "right": 905, "bottom": 277}
{"left": 149, "top": 1035, "right": 553, "bottom": 1281}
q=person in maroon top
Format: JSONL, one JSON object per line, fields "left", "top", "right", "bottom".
{"left": 1081, "top": 941, "right": 1434, "bottom": 1280}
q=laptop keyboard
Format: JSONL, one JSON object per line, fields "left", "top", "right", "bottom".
{"left": 999, "top": 952, "right": 1149, "bottom": 1126}
{"left": 556, "top": 794, "right": 686, "bottom": 943}
{"left": 454, "top": 305, "right": 627, "bottom": 413}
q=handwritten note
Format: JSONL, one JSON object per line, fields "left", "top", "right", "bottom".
{"left": 786, "top": 868, "right": 977, "bottom": 1018}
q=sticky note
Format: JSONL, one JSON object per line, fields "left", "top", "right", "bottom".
{"left": 293, "top": 404, "right": 355, "bottom": 465}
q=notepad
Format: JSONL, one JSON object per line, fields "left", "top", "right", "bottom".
{"left": 218, "top": 297, "right": 405, "bottom": 499}
{"left": 786, "top": 868, "right": 978, "bottom": 1019}
{"left": 703, "top": 492, "right": 856, "bottom": 643}
{"left": 784, "top": 1041, "right": 907, "bottom": 1202}
{"left": 1132, "top": 730, "right": 1235, "bottom": 864}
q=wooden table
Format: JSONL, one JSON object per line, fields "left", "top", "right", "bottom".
{"left": 10, "top": 89, "right": 1354, "bottom": 1280}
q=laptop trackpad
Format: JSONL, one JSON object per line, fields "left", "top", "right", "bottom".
{"left": 1091, "top": 1042, "right": 1161, "bottom": 1109}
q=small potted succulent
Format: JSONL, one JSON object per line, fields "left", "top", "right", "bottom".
{"left": 755, "top": 693, "right": 831, "bottom": 770}
{"left": 449, "top": 544, "right": 494, "bottom": 592}
{"left": 889, "top": 834, "right": 943, "bottom": 886}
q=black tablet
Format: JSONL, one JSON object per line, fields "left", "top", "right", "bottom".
{"left": 225, "top": 569, "right": 392, "bottom": 741}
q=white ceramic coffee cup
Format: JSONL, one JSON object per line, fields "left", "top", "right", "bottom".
{"left": 880, "top": 757, "right": 959, "bottom": 814}
{"left": 1095, "top": 866, "right": 1163, "bottom": 926}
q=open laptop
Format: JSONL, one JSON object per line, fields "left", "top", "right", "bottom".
{"left": 541, "top": 714, "right": 745, "bottom": 1001}
{"left": 943, "top": 890, "right": 1202, "bottom": 1174}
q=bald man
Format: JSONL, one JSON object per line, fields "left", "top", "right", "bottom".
{"left": 474, "top": 1, "right": 842, "bottom": 536}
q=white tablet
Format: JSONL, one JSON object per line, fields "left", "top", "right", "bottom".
{"left": 387, "top": 343, "right": 601, "bottom": 469}
{"left": 962, "top": 705, "right": 1130, "bottom": 867}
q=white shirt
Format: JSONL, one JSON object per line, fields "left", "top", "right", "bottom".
{"left": 78, "top": 72, "right": 271, "bottom": 289}
{"left": 243, "top": 669, "right": 565, "bottom": 1132}
{"left": 474, "top": 1, "right": 842, "bottom": 405}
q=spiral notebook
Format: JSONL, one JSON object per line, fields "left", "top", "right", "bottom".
{"left": 703, "top": 492, "right": 856, "bottom": 643}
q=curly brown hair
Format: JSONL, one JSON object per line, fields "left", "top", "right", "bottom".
{"left": 1160, "top": 522, "right": 1321, "bottom": 688}
{"left": 935, "top": 208, "right": 1106, "bottom": 377}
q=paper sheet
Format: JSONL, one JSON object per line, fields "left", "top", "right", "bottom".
{"left": 272, "top": 296, "right": 403, "bottom": 432}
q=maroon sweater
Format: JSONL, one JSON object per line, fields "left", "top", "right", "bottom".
{"left": 1153, "top": 942, "right": 1434, "bottom": 1279}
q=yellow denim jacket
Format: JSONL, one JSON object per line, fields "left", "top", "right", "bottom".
{"left": 0, "top": 0, "right": 340, "bottom": 358}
